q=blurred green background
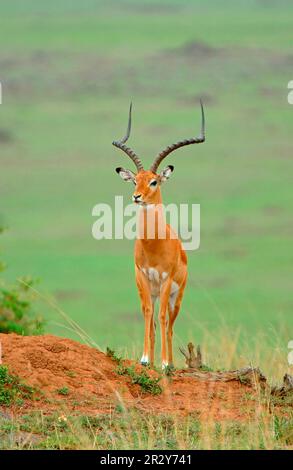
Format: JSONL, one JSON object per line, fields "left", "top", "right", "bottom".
{"left": 0, "top": 0, "right": 292, "bottom": 361}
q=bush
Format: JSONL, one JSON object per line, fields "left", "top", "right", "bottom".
{"left": 0, "top": 365, "right": 35, "bottom": 405}
{"left": 0, "top": 227, "right": 44, "bottom": 335}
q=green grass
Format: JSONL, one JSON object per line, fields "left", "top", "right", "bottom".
{"left": 0, "top": 0, "right": 292, "bottom": 370}
{"left": 0, "top": 406, "right": 292, "bottom": 450}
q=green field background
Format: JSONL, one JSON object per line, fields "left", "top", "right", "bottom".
{"left": 0, "top": 0, "right": 292, "bottom": 366}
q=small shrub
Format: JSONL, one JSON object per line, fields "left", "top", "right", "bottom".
{"left": 106, "top": 347, "right": 122, "bottom": 364}
{"left": 0, "top": 228, "right": 44, "bottom": 335}
{"left": 56, "top": 387, "right": 69, "bottom": 396}
{"left": 116, "top": 364, "right": 162, "bottom": 395}
{"left": 0, "top": 365, "right": 35, "bottom": 406}
{"left": 107, "top": 347, "right": 162, "bottom": 395}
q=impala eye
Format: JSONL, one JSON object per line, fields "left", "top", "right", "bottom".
{"left": 150, "top": 180, "right": 158, "bottom": 187}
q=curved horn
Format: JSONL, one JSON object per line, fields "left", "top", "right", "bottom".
{"left": 112, "top": 103, "right": 144, "bottom": 172}
{"left": 150, "top": 100, "right": 205, "bottom": 174}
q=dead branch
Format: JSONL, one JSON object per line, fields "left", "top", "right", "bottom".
{"left": 178, "top": 366, "right": 267, "bottom": 388}
{"left": 271, "top": 373, "right": 293, "bottom": 397}
{"left": 179, "top": 342, "right": 293, "bottom": 396}
{"left": 179, "top": 342, "right": 202, "bottom": 369}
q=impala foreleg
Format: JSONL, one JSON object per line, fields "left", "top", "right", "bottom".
{"left": 149, "top": 297, "right": 156, "bottom": 365}
{"left": 135, "top": 268, "right": 153, "bottom": 366}
{"left": 159, "top": 279, "right": 172, "bottom": 369}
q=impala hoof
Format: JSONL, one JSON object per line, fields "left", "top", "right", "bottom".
{"left": 140, "top": 355, "right": 149, "bottom": 366}
{"left": 161, "top": 361, "right": 169, "bottom": 370}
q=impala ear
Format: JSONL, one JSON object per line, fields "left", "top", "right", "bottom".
{"left": 115, "top": 167, "right": 136, "bottom": 183}
{"left": 159, "top": 165, "right": 174, "bottom": 183}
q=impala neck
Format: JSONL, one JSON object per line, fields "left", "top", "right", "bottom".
{"left": 137, "top": 191, "right": 167, "bottom": 241}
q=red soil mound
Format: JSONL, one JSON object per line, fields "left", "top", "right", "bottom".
{"left": 0, "top": 333, "right": 258, "bottom": 420}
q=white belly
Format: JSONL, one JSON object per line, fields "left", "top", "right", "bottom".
{"left": 140, "top": 267, "right": 179, "bottom": 300}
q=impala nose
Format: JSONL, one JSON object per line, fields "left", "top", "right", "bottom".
{"left": 133, "top": 194, "right": 142, "bottom": 203}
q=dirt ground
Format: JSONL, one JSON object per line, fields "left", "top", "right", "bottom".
{"left": 0, "top": 333, "right": 263, "bottom": 421}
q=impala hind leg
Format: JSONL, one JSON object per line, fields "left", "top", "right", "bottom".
{"left": 167, "top": 277, "right": 187, "bottom": 368}
{"left": 135, "top": 268, "right": 153, "bottom": 366}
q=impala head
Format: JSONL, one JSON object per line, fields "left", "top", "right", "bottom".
{"left": 115, "top": 167, "right": 174, "bottom": 205}
{"left": 113, "top": 101, "right": 205, "bottom": 206}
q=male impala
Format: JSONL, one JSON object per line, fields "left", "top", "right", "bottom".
{"left": 113, "top": 102, "right": 205, "bottom": 369}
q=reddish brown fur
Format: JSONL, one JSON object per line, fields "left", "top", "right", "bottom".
{"left": 131, "top": 170, "right": 187, "bottom": 367}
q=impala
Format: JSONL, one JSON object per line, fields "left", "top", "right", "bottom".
{"left": 113, "top": 102, "right": 205, "bottom": 368}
